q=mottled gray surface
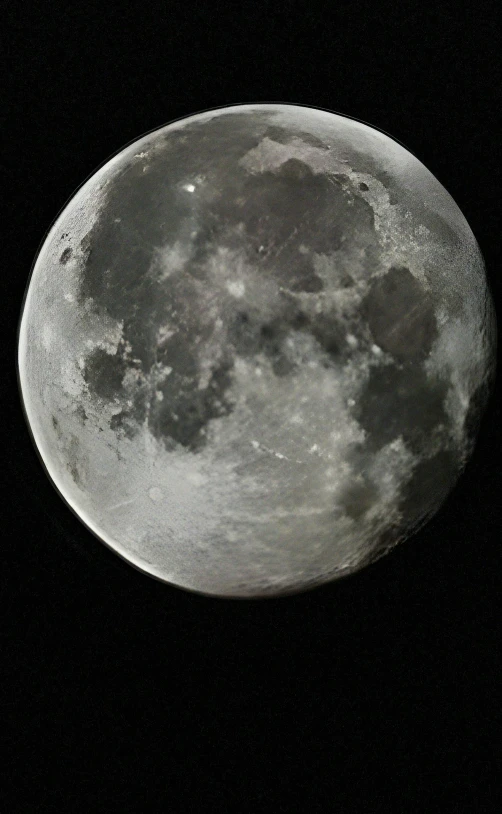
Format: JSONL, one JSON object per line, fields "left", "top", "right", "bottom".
{"left": 18, "top": 104, "right": 496, "bottom": 597}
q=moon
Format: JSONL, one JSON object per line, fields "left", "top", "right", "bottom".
{"left": 18, "top": 103, "right": 496, "bottom": 597}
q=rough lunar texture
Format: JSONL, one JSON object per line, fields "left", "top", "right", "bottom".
{"left": 18, "top": 104, "right": 496, "bottom": 597}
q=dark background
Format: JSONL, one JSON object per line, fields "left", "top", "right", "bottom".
{"left": 4, "top": 2, "right": 500, "bottom": 812}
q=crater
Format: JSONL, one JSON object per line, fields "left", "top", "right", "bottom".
{"left": 362, "top": 266, "right": 438, "bottom": 361}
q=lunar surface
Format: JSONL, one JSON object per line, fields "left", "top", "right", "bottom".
{"left": 18, "top": 103, "right": 496, "bottom": 597}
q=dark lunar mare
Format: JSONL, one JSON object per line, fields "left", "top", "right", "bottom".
{"left": 74, "top": 109, "right": 482, "bottom": 534}
{"left": 361, "top": 266, "right": 439, "bottom": 362}
{"left": 76, "top": 114, "right": 380, "bottom": 452}
{"left": 340, "top": 261, "right": 469, "bottom": 527}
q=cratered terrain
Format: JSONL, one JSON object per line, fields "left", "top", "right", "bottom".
{"left": 18, "top": 103, "right": 496, "bottom": 597}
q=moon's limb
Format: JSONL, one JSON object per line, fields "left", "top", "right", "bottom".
{"left": 18, "top": 104, "right": 496, "bottom": 597}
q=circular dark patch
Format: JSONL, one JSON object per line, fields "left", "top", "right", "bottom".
{"left": 362, "top": 266, "right": 438, "bottom": 361}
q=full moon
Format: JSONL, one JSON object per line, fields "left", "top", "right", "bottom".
{"left": 18, "top": 103, "right": 496, "bottom": 597}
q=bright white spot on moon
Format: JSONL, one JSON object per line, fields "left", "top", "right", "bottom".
{"left": 157, "top": 326, "right": 176, "bottom": 344}
{"left": 183, "top": 183, "right": 196, "bottom": 192}
{"left": 226, "top": 280, "right": 246, "bottom": 298}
